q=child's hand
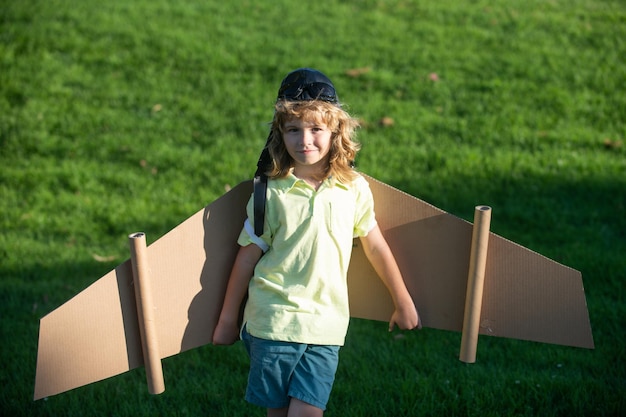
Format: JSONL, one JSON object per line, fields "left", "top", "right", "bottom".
{"left": 212, "top": 319, "right": 240, "bottom": 345}
{"left": 389, "top": 302, "right": 421, "bottom": 332}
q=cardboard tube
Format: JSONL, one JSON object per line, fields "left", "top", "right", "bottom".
{"left": 459, "top": 206, "right": 492, "bottom": 363}
{"left": 129, "top": 232, "right": 165, "bottom": 394}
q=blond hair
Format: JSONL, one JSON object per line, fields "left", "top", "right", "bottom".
{"left": 266, "top": 100, "right": 361, "bottom": 184}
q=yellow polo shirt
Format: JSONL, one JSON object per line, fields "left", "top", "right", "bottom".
{"left": 238, "top": 172, "right": 376, "bottom": 345}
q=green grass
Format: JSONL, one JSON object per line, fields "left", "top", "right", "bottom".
{"left": 1, "top": 0, "right": 625, "bottom": 415}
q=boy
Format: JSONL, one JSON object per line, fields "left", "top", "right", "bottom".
{"left": 213, "top": 68, "right": 420, "bottom": 417}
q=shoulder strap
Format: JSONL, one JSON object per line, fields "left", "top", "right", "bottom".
{"left": 253, "top": 135, "right": 271, "bottom": 237}
{"left": 253, "top": 173, "right": 267, "bottom": 237}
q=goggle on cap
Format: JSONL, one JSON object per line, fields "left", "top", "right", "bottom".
{"left": 276, "top": 68, "right": 338, "bottom": 104}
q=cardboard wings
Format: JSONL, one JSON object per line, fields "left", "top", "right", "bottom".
{"left": 34, "top": 175, "right": 594, "bottom": 400}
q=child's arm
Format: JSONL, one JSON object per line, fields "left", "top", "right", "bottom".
{"left": 360, "top": 224, "right": 421, "bottom": 331}
{"left": 212, "top": 243, "right": 263, "bottom": 345}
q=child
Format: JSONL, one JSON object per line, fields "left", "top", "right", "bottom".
{"left": 213, "top": 68, "right": 420, "bottom": 417}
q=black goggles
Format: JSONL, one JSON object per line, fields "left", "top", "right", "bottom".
{"left": 277, "top": 81, "right": 338, "bottom": 103}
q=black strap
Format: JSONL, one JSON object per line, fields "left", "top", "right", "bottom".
{"left": 253, "top": 174, "right": 267, "bottom": 237}
{"left": 252, "top": 135, "right": 271, "bottom": 237}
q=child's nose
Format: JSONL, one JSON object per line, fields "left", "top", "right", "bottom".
{"left": 301, "top": 129, "right": 313, "bottom": 144}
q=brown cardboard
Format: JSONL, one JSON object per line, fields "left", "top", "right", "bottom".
{"left": 459, "top": 206, "right": 492, "bottom": 363}
{"left": 34, "top": 180, "right": 249, "bottom": 400}
{"left": 348, "top": 177, "right": 593, "bottom": 348}
{"left": 34, "top": 175, "right": 594, "bottom": 400}
{"left": 129, "top": 232, "right": 165, "bottom": 394}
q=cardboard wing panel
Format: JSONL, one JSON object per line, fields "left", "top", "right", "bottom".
{"left": 34, "top": 175, "right": 593, "bottom": 400}
{"left": 349, "top": 176, "right": 594, "bottom": 349}
{"left": 34, "top": 181, "right": 251, "bottom": 400}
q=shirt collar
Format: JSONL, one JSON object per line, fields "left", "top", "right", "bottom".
{"left": 274, "top": 172, "right": 349, "bottom": 192}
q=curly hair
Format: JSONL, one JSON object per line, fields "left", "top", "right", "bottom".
{"left": 266, "top": 100, "right": 361, "bottom": 184}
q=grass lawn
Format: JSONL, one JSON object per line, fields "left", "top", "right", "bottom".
{"left": 1, "top": 0, "right": 625, "bottom": 415}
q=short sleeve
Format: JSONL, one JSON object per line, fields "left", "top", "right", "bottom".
{"left": 352, "top": 176, "right": 377, "bottom": 237}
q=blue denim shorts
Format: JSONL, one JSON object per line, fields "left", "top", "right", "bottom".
{"left": 241, "top": 326, "right": 340, "bottom": 411}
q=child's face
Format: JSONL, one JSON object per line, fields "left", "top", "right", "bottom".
{"left": 282, "top": 117, "right": 333, "bottom": 174}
